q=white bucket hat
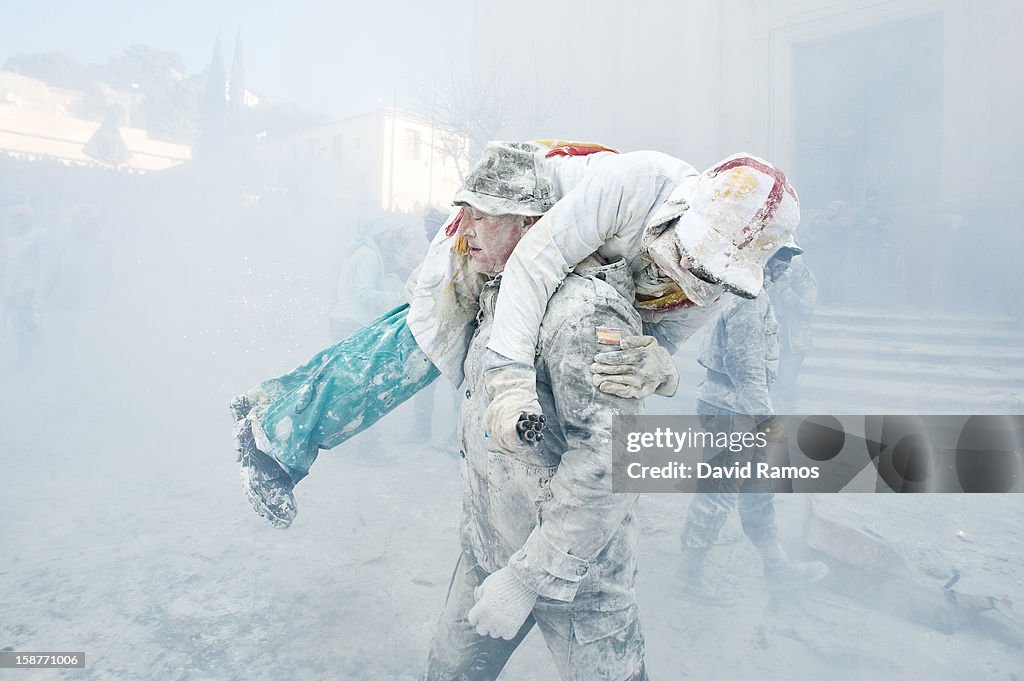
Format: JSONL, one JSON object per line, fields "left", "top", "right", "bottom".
{"left": 674, "top": 153, "right": 801, "bottom": 298}
{"left": 453, "top": 141, "right": 555, "bottom": 216}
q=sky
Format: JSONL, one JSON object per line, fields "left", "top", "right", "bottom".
{"left": 0, "top": 0, "right": 475, "bottom": 117}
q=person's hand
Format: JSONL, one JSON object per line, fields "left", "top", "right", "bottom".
{"left": 483, "top": 364, "right": 545, "bottom": 450}
{"left": 516, "top": 412, "right": 545, "bottom": 444}
{"left": 467, "top": 567, "right": 538, "bottom": 640}
{"left": 591, "top": 335, "right": 679, "bottom": 398}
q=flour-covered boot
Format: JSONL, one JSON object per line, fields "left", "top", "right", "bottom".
{"left": 231, "top": 396, "right": 297, "bottom": 529}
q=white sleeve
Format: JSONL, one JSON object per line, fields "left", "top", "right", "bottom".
{"left": 486, "top": 153, "right": 671, "bottom": 364}
{"left": 407, "top": 210, "right": 487, "bottom": 384}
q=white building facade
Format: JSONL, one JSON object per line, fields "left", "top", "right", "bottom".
{"left": 253, "top": 108, "right": 468, "bottom": 213}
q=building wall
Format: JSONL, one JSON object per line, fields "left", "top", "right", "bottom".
{"left": 471, "top": 0, "right": 752, "bottom": 167}
{"left": 379, "top": 111, "right": 466, "bottom": 212}
{"left": 752, "top": 0, "right": 1024, "bottom": 306}
{"left": 252, "top": 109, "right": 466, "bottom": 212}
{"left": 0, "top": 71, "right": 190, "bottom": 171}
{"left": 472, "top": 0, "right": 1022, "bottom": 308}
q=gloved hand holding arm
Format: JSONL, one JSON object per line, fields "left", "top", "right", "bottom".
{"left": 590, "top": 334, "right": 679, "bottom": 398}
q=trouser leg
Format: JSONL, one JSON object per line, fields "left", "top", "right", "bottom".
{"left": 680, "top": 406, "right": 749, "bottom": 552}
{"left": 242, "top": 305, "right": 439, "bottom": 483}
{"left": 533, "top": 606, "right": 648, "bottom": 681}
{"left": 413, "top": 380, "right": 436, "bottom": 441}
{"left": 675, "top": 404, "right": 753, "bottom": 606}
{"left": 6, "top": 293, "right": 38, "bottom": 366}
{"left": 773, "top": 350, "right": 805, "bottom": 414}
{"left": 738, "top": 492, "right": 777, "bottom": 546}
{"left": 423, "top": 553, "right": 535, "bottom": 681}
{"left": 738, "top": 446, "right": 778, "bottom": 546}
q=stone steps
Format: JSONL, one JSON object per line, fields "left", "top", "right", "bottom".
{"left": 665, "top": 305, "right": 1024, "bottom": 414}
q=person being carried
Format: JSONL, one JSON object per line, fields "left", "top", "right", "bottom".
{"left": 451, "top": 143, "right": 801, "bottom": 456}
{"left": 231, "top": 141, "right": 801, "bottom": 529}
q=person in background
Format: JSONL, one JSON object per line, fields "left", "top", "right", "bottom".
{"left": 768, "top": 249, "right": 818, "bottom": 414}
{"left": 803, "top": 199, "right": 848, "bottom": 306}
{"left": 675, "top": 245, "right": 828, "bottom": 607}
{"left": 328, "top": 221, "right": 405, "bottom": 342}
{"left": 853, "top": 188, "right": 892, "bottom": 306}
{"left": 2, "top": 205, "right": 47, "bottom": 368}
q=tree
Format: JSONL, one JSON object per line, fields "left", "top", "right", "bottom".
{"left": 415, "top": 58, "right": 561, "bottom": 177}
{"left": 3, "top": 52, "right": 96, "bottom": 91}
{"left": 105, "top": 45, "right": 203, "bottom": 144}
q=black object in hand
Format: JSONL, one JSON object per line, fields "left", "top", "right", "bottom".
{"left": 517, "top": 412, "right": 546, "bottom": 445}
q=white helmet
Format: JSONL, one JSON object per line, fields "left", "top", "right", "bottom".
{"left": 673, "top": 153, "right": 800, "bottom": 298}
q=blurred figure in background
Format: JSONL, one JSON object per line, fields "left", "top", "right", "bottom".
{"left": 852, "top": 188, "right": 893, "bottom": 306}
{"left": 2, "top": 205, "right": 47, "bottom": 368}
{"left": 48, "top": 204, "right": 114, "bottom": 389}
{"left": 803, "top": 199, "right": 849, "bottom": 306}
{"left": 675, "top": 245, "right": 828, "bottom": 606}
{"left": 408, "top": 207, "right": 459, "bottom": 448}
{"left": 423, "top": 207, "right": 447, "bottom": 242}
{"left": 768, "top": 248, "right": 818, "bottom": 414}
{"left": 328, "top": 221, "right": 406, "bottom": 342}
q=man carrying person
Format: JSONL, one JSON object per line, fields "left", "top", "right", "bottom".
{"left": 423, "top": 164, "right": 652, "bottom": 681}
{"left": 232, "top": 141, "right": 802, "bottom": 533}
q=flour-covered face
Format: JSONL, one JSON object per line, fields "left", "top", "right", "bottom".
{"left": 765, "top": 255, "right": 792, "bottom": 283}
{"left": 456, "top": 206, "right": 534, "bottom": 276}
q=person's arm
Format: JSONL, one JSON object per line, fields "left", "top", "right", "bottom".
{"left": 789, "top": 262, "right": 818, "bottom": 317}
{"left": 506, "top": 286, "right": 643, "bottom": 602}
{"left": 487, "top": 152, "right": 695, "bottom": 365}
{"left": 773, "top": 262, "right": 817, "bottom": 319}
{"left": 721, "top": 299, "right": 775, "bottom": 418}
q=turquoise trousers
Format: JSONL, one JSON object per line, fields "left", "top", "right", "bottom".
{"left": 237, "top": 304, "right": 441, "bottom": 483}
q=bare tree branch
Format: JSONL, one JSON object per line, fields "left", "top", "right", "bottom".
{"left": 416, "top": 57, "right": 560, "bottom": 177}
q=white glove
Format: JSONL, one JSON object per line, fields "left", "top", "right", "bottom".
{"left": 591, "top": 335, "right": 679, "bottom": 399}
{"left": 467, "top": 567, "right": 538, "bottom": 640}
{"left": 483, "top": 361, "right": 545, "bottom": 452}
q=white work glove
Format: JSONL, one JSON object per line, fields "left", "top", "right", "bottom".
{"left": 467, "top": 567, "right": 538, "bottom": 640}
{"left": 483, "top": 359, "right": 546, "bottom": 452}
{"left": 591, "top": 335, "right": 679, "bottom": 399}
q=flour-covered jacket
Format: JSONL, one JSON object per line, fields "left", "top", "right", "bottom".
{"left": 458, "top": 257, "right": 643, "bottom": 611}
{"left": 768, "top": 258, "right": 817, "bottom": 353}
{"left": 696, "top": 291, "right": 780, "bottom": 417}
